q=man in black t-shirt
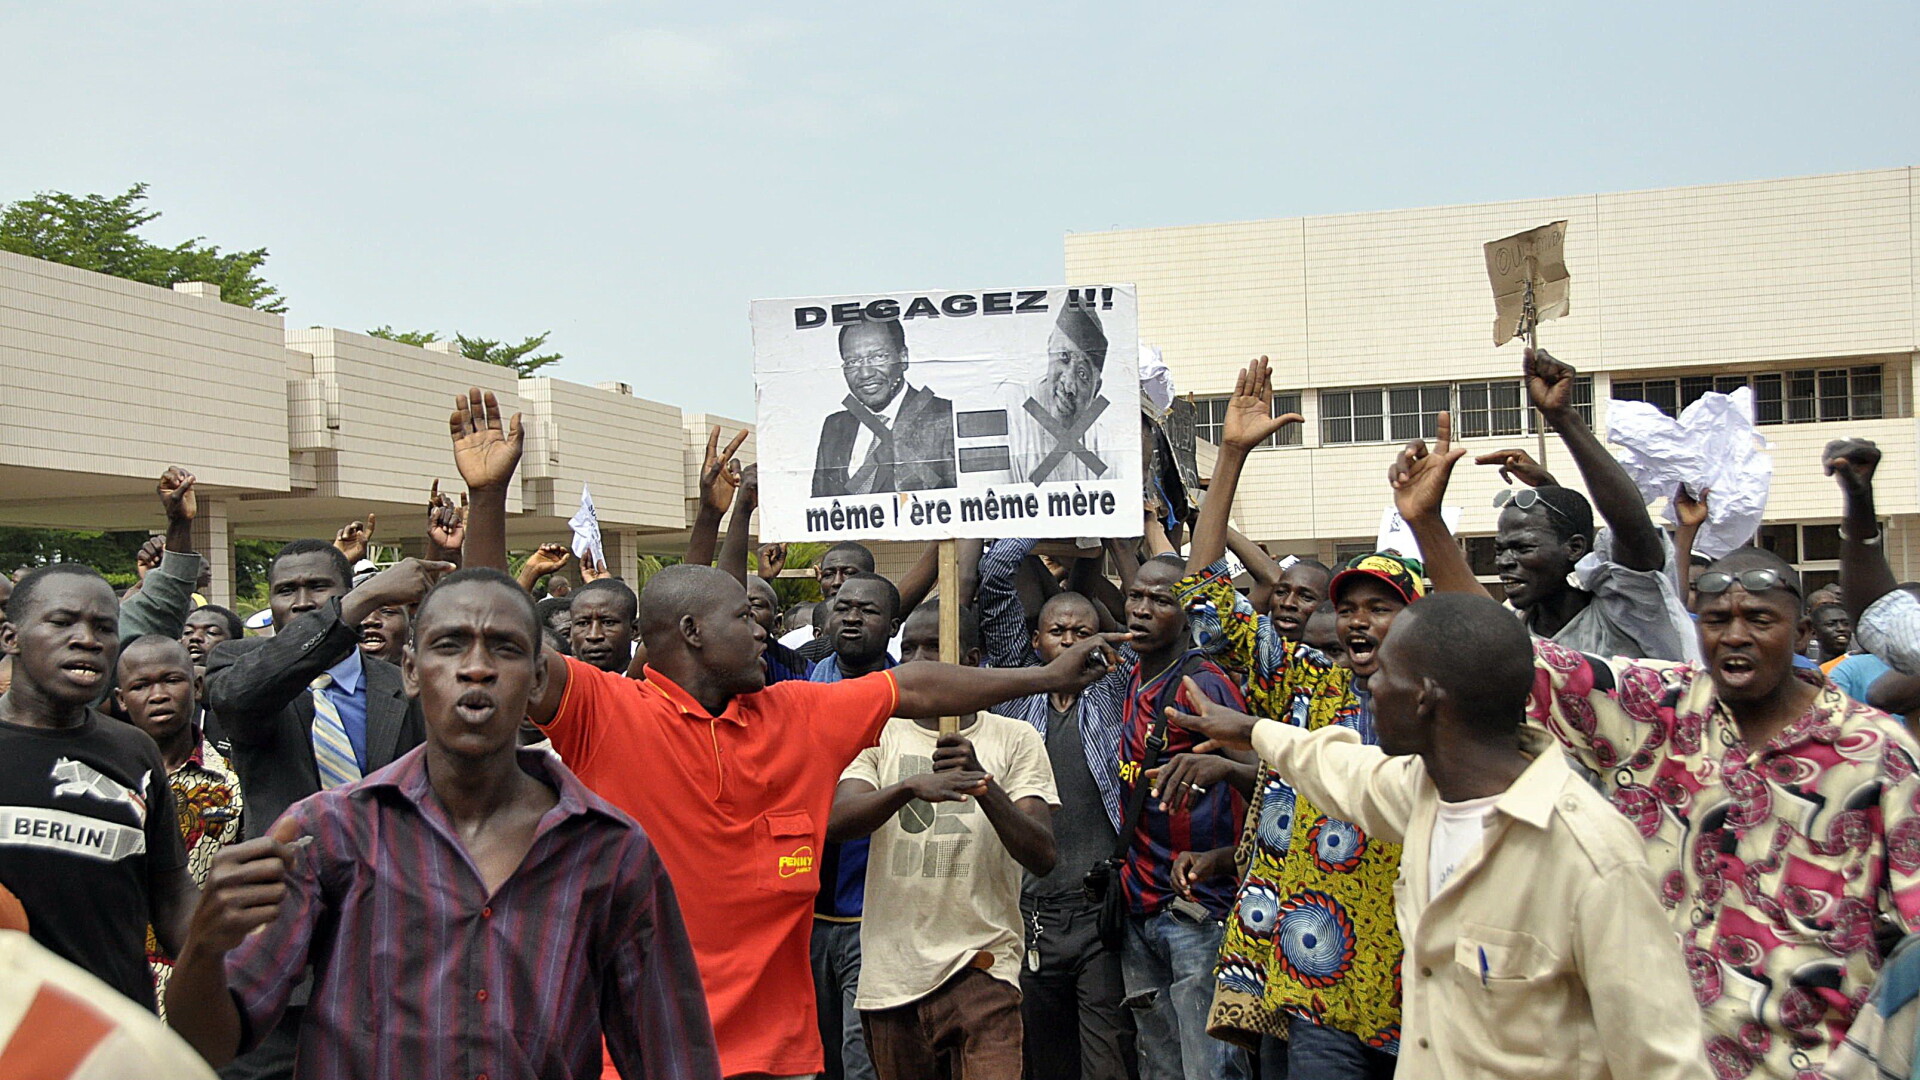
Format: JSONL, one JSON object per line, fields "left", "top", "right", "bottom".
{"left": 0, "top": 564, "right": 195, "bottom": 1010}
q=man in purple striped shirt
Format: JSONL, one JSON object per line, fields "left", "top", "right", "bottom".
{"left": 164, "top": 567, "right": 721, "bottom": 1080}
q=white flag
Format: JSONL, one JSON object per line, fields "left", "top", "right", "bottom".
{"left": 569, "top": 484, "right": 605, "bottom": 569}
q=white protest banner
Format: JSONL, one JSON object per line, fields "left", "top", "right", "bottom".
{"left": 568, "top": 484, "right": 605, "bottom": 568}
{"left": 752, "top": 286, "right": 1144, "bottom": 542}
{"left": 1376, "top": 505, "right": 1461, "bottom": 562}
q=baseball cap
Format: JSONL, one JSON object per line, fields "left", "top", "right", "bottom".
{"left": 1329, "top": 552, "right": 1427, "bottom": 606}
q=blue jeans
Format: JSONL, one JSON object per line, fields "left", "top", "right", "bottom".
{"left": 1121, "top": 910, "right": 1250, "bottom": 1080}
{"left": 811, "top": 919, "right": 875, "bottom": 1080}
{"left": 1285, "top": 1015, "right": 1396, "bottom": 1079}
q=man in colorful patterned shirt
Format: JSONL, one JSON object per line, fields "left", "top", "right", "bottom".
{"left": 1172, "top": 356, "right": 1404, "bottom": 1080}
{"left": 117, "top": 635, "right": 242, "bottom": 1018}
{"left": 1394, "top": 420, "right": 1920, "bottom": 1079}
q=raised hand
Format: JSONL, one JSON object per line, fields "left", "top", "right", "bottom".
{"left": 135, "top": 536, "right": 165, "bottom": 581}
{"left": 1824, "top": 438, "right": 1881, "bottom": 499}
{"left": 426, "top": 481, "right": 468, "bottom": 552}
{"left": 1221, "top": 356, "right": 1305, "bottom": 452}
{"left": 1523, "top": 347, "right": 1578, "bottom": 415}
{"left": 333, "top": 515, "right": 376, "bottom": 564}
{"left": 700, "top": 426, "right": 749, "bottom": 515}
{"left": 341, "top": 557, "right": 455, "bottom": 626}
{"left": 157, "top": 466, "right": 198, "bottom": 522}
{"left": 1672, "top": 485, "right": 1710, "bottom": 530}
{"left": 448, "top": 387, "right": 523, "bottom": 492}
{"left": 1472, "top": 447, "right": 1557, "bottom": 487}
{"left": 756, "top": 542, "right": 788, "bottom": 581}
{"left": 524, "top": 542, "right": 570, "bottom": 579}
{"left": 186, "top": 815, "right": 305, "bottom": 954}
{"left": 1389, "top": 411, "right": 1466, "bottom": 523}
{"left": 580, "top": 550, "right": 612, "bottom": 582}
{"left": 1164, "top": 677, "right": 1259, "bottom": 752}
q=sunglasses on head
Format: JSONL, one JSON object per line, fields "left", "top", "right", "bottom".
{"left": 1493, "top": 487, "right": 1575, "bottom": 525}
{"left": 1694, "top": 568, "right": 1802, "bottom": 598}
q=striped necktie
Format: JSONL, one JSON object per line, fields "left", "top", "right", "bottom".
{"left": 309, "top": 673, "right": 362, "bottom": 789}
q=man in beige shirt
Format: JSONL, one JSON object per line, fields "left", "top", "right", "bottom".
{"left": 1171, "top": 591, "right": 1709, "bottom": 1080}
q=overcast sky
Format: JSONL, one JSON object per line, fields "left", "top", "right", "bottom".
{"left": 3, "top": 1, "right": 1916, "bottom": 418}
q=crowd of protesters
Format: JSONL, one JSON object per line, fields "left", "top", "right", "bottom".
{"left": 4, "top": 341, "right": 1920, "bottom": 1080}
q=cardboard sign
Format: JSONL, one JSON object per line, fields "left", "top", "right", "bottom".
{"left": 1485, "top": 221, "right": 1570, "bottom": 346}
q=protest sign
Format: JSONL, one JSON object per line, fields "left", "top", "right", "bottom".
{"left": 1376, "top": 505, "right": 1461, "bottom": 562}
{"left": 1485, "top": 221, "right": 1570, "bottom": 346}
{"left": 752, "top": 286, "right": 1144, "bottom": 542}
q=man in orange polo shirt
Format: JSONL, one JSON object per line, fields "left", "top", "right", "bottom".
{"left": 448, "top": 387, "right": 1123, "bottom": 1079}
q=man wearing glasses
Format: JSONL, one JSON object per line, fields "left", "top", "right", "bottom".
{"left": 1475, "top": 349, "right": 1692, "bottom": 662}
{"left": 1392, "top": 433, "right": 1920, "bottom": 1080}
{"left": 812, "top": 318, "right": 957, "bottom": 497}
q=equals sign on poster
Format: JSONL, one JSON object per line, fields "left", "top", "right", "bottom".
{"left": 956, "top": 410, "right": 1010, "bottom": 473}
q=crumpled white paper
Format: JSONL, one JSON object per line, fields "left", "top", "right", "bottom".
{"left": 1139, "top": 344, "right": 1174, "bottom": 415}
{"left": 1604, "top": 386, "right": 1772, "bottom": 561}
{"left": 568, "top": 483, "right": 606, "bottom": 569}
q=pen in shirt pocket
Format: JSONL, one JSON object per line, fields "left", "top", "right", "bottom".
{"left": 1478, "top": 946, "right": 1489, "bottom": 988}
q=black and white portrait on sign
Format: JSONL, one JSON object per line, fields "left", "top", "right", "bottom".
{"left": 753, "top": 286, "right": 1143, "bottom": 543}
{"left": 811, "top": 319, "right": 957, "bottom": 497}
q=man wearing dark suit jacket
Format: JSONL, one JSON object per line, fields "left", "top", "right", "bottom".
{"left": 202, "top": 540, "right": 444, "bottom": 1080}
{"left": 813, "top": 318, "right": 957, "bottom": 497}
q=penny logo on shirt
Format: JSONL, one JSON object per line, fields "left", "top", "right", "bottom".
{"left": 778, "top": 845, "right": 815, "bottom": 878}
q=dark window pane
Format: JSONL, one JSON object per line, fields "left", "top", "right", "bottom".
{"left": 1788, "top": 371, "right": 1817, "bottom": 422}
{"left": 1389, "top": 387, "right": 1420, "bottom": 416}
{"left": 1819, "top": 370, "right": 1850, "bottom": 422}
{"left": 1680, "top": 376, "right": 1713, "bottom": 410}
{"left": 1422, "top": 384, "right": 1450, "bottom": 412}
{"left": 1753, "top": 374, "right": 1783, "bottom": 425}
{"left": 1648, "top": 382, "right": 1679, "bottom": 416}
{"left": 1852, "top": 367, "right": 1883, "bottom": 420}
{"left": 1353, "top": 389, "right": 1383, "bottom": 419}
{"left": 1802, "top": 569, "right": 1839, "bottom": 596}
{"left": 1353, "top": 414, "right": 1384, "bottom": 443}
{"left": 1322, "top": 391, "right": 1350, "bottom": 420}
{"left": 1463, "top": 536, "right": 1500, "bottom": 577}
{"left": 1715, "top": 375, "right": 1748, "bottom": 395}
{"left": 1272, "top": 394, "right": 1303, "bottom": 446}
{"left": 1756, "top": 524, "right": 1798, "bottom": 563}
{"left": 1802, "top": 524, "right": 1842, "bottom": 562}
{"left": 1323, "top": 416, "right": 1352, "bottom": 445}
{"left": 1389, "top": 412, "right": 1421, "bottom": 442}
{"left": 1333, "top": 542, "right": 1373, "bottom": 566}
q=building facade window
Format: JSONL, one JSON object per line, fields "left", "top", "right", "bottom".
{"left": 1193, "top": 393, "right": 1304, "bottom": 448}
{"left": 1320, "top": 377, "right": 1593, "bottom": 445}
{"left": 1613, "top": 365, "right": 1883, "bottom": 426}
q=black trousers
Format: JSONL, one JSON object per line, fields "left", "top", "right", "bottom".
{"left": 1020, "top": 892, "right": 1137, "bottom": 1080}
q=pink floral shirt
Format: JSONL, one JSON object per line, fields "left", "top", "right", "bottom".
{"left": 1527, "top": 639, "right": 1920, "bottom": 1080}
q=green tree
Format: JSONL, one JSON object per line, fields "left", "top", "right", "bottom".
{"left": 0, "top": 183, "right": 285, "bottom": 312}
{"left": 366, "top": 325, "right": 441, "bottom": 348}
{"left": 367, "top": 327, "right": 562, "bottom": 377}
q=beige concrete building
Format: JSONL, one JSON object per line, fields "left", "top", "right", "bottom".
{"left": 0, "top": 250, "right": 755, "bottom": 607}
{"left": 1066, "top": 166, "right": 1920, "bottom": 592}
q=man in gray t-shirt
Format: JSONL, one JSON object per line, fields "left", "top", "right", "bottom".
{"left": 1475, "top": 348, "right": 1691, "bottom": 663}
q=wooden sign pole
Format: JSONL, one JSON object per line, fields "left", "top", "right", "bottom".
{"left": 938, "top": 538, "right": 961, "bottom": 736}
